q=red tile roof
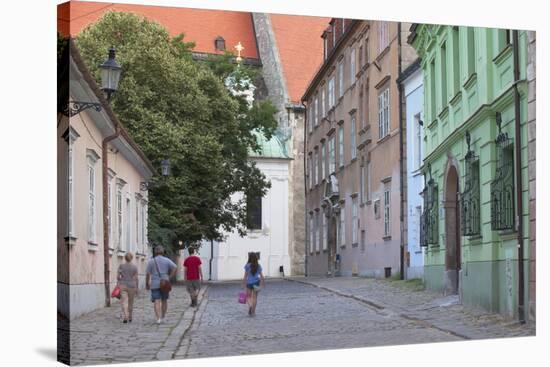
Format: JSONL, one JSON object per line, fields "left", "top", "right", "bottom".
{"left": 58, "top": 1, "right": 330, "bottom": 104}
{"left": 57, "top": 1, "right": 258, "bottom": 59}
{"left": 270, "top": 14, "right": 330, "bottom": 103}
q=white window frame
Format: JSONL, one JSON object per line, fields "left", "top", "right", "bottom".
{"left": 360, "top": 164, "right": 366, "bottom": 203}
{"left": 67, "top": 128, "right": 79, "bottom": 238}
{"left": 309, "top": 215, "right": 314, "bottom": 254}
{"left": 308, "top": 155, "right": 313, "bottom": 189}
{"left": 314, "top": 149, "right": 319, "bottom": 186}
{"left": 136, "top": 194, "right": 142, "bottom": 253}
{"left": 338, "top": 60, "right": 345, "bottom": 98}
{"left": 328, "top": 137, "right": 336, "bottom": 174}
{"left": 316, "top": 211, "right": 320, "bottom": 252}
{"left": 321, "top": 142, "right": 326, "bottom": 180}
{"left": 367, "top": 160, "right": 372, "bottom": 201}
{"left": 321, "top": 86, "right": 326, "bottom": 118}
{"left": 414, "top": 113, "right": 423, "bottom": 170}
{"left": 379, "top": 21, "right": 389, "bottom": 53}
{"left": 352, "top": 197, "right": 359, "bottom": 244}
{"left": 308, "top": 104, "right": 313, "bottom": 133}
{"left": 378, "top": 88, "right": 390, "bottom": 139}
{"left": 86, "top": 149, "right": 99, "bottom": 244}
{"left": 338, "top": 126, "right": 345, "bottom": 168}
{"left": 350, "top": 47, "right": 356, "bottom": 83}
{"left": 322, "top": 212, "right": 327, "bottom": 250}
{"left": 125, "top": 196, "right": 131, "bottom": 253}
{"left": 384, "top": 187, "right": 391, "bottom": 236}
{"left": 351, "top": 116, "right": 357, "bottom": 160}
{"left": 314, "top": 95, "right": 319, "bottom": 127}
{"left": 339, "top": 204, "right": 346, "bottom": 246}
{"left": 328, "top": 76, "right": 335, "bottom": 108}
{"left": 116, "top": 182, "right": 124, "bottom": 250}
{"left": 107, "top": 171, "right": 115, "bottom": 249}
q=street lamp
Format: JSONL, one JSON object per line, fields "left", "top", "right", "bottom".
{"left": 65, "top": 47, "right": 122, "bottom": 116}
{"left": 141, "top": 158, "right": 171, "bottom": 191}
{"left": 99, "top": 47, "right": 122, "bottom": 101}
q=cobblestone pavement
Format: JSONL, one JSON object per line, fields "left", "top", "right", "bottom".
{"left": 65, "top": 277, "right": 535, "bottom": 365}
{"left": 65, "top": 285, "right": 207, "bottom": 365}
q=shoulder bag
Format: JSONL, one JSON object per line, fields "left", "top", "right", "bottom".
{"left": 154, "top": 257, "right": 172, "bottom": 293}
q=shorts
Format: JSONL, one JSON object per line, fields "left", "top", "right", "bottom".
{"left": 186, "top": 280, "right": 201, "bottom": 294}
{"left": 246, "top": 281, "right": 260, "bottom": 290}
{"left": 151, "top": 288, "right": 169, "bottom": 302}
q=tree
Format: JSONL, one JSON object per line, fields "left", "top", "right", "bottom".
{"left": 76, "top": 11, "right": 277, "bottom": 254}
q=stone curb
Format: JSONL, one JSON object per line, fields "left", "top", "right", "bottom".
{"left": 172, "top": 286, "right": 209, "bottom": 359}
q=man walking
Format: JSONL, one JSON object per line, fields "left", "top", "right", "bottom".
{"left": 183, "top": 247, "right": 203, "bottom": 307}
{"left": 146, "top": 245, "right": 177, "bottom": 324}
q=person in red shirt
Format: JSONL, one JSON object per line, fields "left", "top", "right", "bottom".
{"left": 183, "top": 247, "right": 203, "bottom": 307}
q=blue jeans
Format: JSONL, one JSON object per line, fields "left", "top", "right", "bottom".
{"left": 151, "top": 288, "right": 169, "bottom": 302}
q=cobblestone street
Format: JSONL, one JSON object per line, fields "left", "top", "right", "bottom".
{"left": 65, "top": 277, "right": 535, "bottom": 365}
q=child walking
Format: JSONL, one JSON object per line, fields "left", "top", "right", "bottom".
{"left": 241, "top": 252, "right": 265, "bottom": 316}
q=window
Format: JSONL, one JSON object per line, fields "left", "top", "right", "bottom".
{"left": 374, "top": 199, "right": 381, "bottom": 219}
{"left": 322, "top": 213, "right": 327, "bottom": 250}
{"left": 338, "top": 61, "right": 345, "bottom": 97}
{"left": 352, "top": 197, "right": 359, "bottom": 244}
{"left": 329, "top": 136, "right": 336, "bottom": 173}
{"left": 314, "top": 96, "right": 319, "bottom": 126}
{"left": 365, "top": 38, "right": 370, "bottom": 63}
{"left": 420, "top": 165, "right": 439, "bottom": 246}
{"left": 378, "top": 22, "right": 389, "bottom": 53}
{"left": 367, "top": 159, "right": 372, "bottom": 201}
{"left": 214, "top": 36, "right": 226, "bottom": 51}
{"left": 351, "top": 116, "right": 357, "bottom": 160}
{"left": 321, "top": 86, "right": 326, "bottom": 118}
{"left": 314, "top": 149, "right": 319, "bottom": 186}
{"left": 441, "top": 42, "right": 448, "bottom": 106}
{"left": 324, "top": 36, "right": 328, "bottom": 60}
{"left": 414, "top": 113, "right": 423, "bottom": 170}
{"left": 360, "top": 230, "right": 366, "bottom": 252}
{"left": 359, "top": 90, "right": 364, "bottom": 130}
{"left": 328, "top": 76, "right": 335, "bottom": 108}
{"left": 378, "top": 88, "right": 390, "bottom": 139}
{"left": 338, "top": 126, "right": 345, "bottom": 167}
{"left": 452, "top": 27, "right": 460, "bottom": 95}
{"left": 466, "top": 27, "right": 476, "bottom": 76}
{"left": 316, "top": 211, "right": 320, "bottom": 252}
{"left": 461, "top": 133, "right": 480, "bottom": 236}
{"left": 308, "top": 155, "right": 313, "bottom": 189}
{"left": 141, "top": 201, "right": 148, "bottom": 252}
{"left": 341, "top": 18, "right": 345, "bottom": 34}
{"left": 86, "top": 149, "right": 99, "bottom": 244}
{"left": 350, "top": 47, "right": 356, "bottom": 82}
{"left": 332, "top": 23, "right": 336, "bottom": 46}
{"left": 430, "top": 59, "right": 436, "bottom": 120}
{"left": 309, "top": 215, "right": 314, "bottom": 254}
{"left": 308, "top": 105, "right": 313, "bottom": 133}
{"left": 359, "top": 45, "right": 363, "bottom": 68}
{"left": 108, "top": 178, "right": 113, "bottom": 248}
{"left": 66, "top": 128, "right": 79, "bottom": 238}
{"left": 384, "top": 186, "right": 391, "bottom": 237}
{"left": 116, "top": 185, "right": 123, "bottom": 249}
{"left": 360, "top": 164, "right": 366, "bottom": 203}
{"left": 321, "top": 142, "right": 326, "bottom": 180}
{"left": 136, "top": 196, "right": 141, "bottom": 253}
{"left": 125, "top": 197, "right": 131, "bottom": 252}
{"left": 246, "top": 194, "right": 262, "bottom": 230}
{"left": 339, "top": 204, "right": 346, "bottom": 246}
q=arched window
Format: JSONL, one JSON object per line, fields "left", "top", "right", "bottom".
{"left": 214, "top": 36, "right": 226, "bottom": 52}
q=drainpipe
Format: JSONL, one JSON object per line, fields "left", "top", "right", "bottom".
{"left": 301, "top": 100, "right": 309, "bottom": 277}
{"left": 397, "top": 22, "right": 405, "bottom": 280}
{"left": 512, "top": 30, "right": 525, "bottom": 324}
{"left": 102, "top": 124, "right": 121, "bottom": 307}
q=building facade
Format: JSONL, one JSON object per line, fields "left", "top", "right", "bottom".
{"left": 302, "top": 19, "right": 416, "bottom": 277}
{"left": 398, "top": 59, "right": 425, "bottom": 279}
{"left": 61, "top": 1, "right": 330, "bottom": 278}
{"left": 58, "top": 42, "right": 155, "bottom": 319}
{"left": 409, "top": 25, "right": 531, "bottom": 320}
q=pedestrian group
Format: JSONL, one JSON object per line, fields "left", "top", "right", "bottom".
{"left": 114, "top": 245, "right": 265, "bottom": 324}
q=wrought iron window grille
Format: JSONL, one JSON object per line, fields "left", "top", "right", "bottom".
{"left": 490, "top": 112, "right": 515, "bottom": 231}
{"left": 461, "top": 131, "right": 481, "bottom": 236}
{"left": 420, "top": 163, "right": 439, "bottom": 246}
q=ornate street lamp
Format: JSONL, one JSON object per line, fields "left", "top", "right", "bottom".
{"left": 141, "top": 158, "right": 171, "bottom": 191}
{"left": 65, "top": 47, "right": 122, "bottom": 116}
{"left": 99, "top": 48, "right": 122, "bottom": 101}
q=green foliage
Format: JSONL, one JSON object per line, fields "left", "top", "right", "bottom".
{"left": 76, "top": 11, "right": 278, "bottom": 251}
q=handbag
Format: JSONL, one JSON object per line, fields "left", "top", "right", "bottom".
{"left": 154, "top": 257, "right": 172, "bottom": 293}
{"left": 238, "top": 291, "right": 247, "bottom": 304}
{"left": 111, "top": 285, "right": 121, "bottom": 299}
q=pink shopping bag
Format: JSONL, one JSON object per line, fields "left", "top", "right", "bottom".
{"left": 238, "top": 291, "right": 247, "bottom": 304}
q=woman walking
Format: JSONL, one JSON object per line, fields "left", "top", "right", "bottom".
{"left": 117, "top": 252, "right": 139, "bottom": 323}
{"left": 241, "top": 252, "right": 265, "bottom": 316}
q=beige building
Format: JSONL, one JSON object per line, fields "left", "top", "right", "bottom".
{"left": 302, "top": 19, "right": 416, "bottom": 277}
{"left": 58, "top": 41, "right": 155, "bottom": 319}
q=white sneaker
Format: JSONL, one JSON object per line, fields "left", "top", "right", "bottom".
{"left": 156, "top": 319, "right": 162, "bottom": 325}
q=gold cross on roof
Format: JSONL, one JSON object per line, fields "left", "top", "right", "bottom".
{"left": 234, "top": 42, "right": 244, "bottom": 63}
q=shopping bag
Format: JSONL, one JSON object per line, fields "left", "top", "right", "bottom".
{"left": 238, "top": 291, "right": 247, "bottom": 304}
{"left": 111, "top": 285, "right": 121, "bottom": 299}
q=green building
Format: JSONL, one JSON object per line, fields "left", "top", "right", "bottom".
{"left": 408, "top": 25, "right": 531, "bottom": 321}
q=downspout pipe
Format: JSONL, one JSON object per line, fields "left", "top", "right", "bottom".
{"left": 301, "top": 100, "right": 309, "bottom": 277}
{"left": 209, "top": 239, "right": 213, "bottom": 281}
{"left": 102, "top": 124, "right": 121, "bottom": 307}
{"left": 397, "top": 22, "right": 405, "bottom": 280}
{"left": 512, "top": 29, "right": 525, "bottom": 324}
